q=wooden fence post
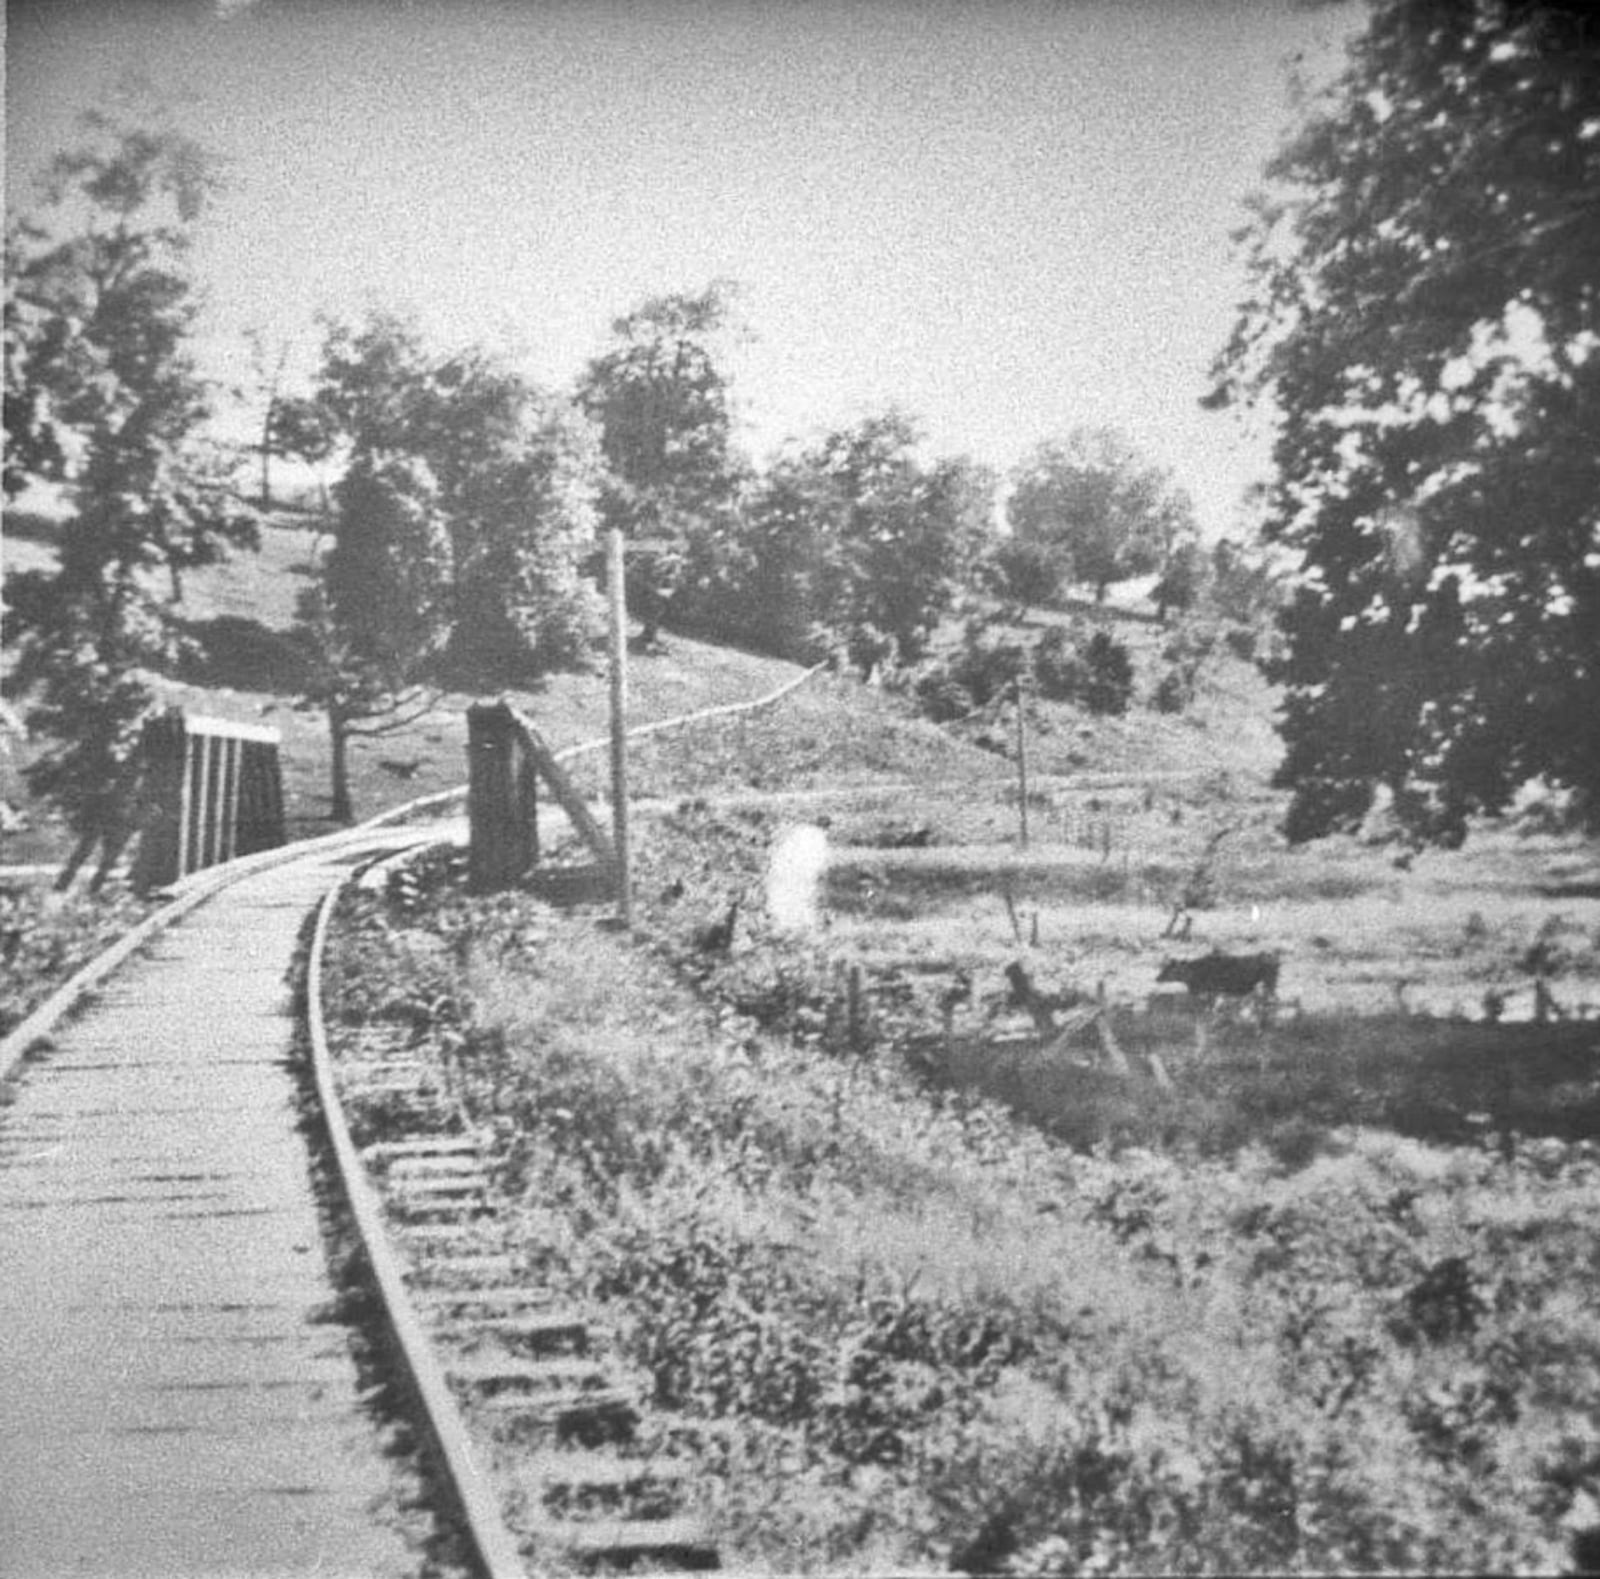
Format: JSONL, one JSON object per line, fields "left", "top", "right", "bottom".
{"left": 468, "top": 701, "right": 539, "bottom": 893}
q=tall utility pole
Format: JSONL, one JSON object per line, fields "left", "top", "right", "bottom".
{"left": 606, "top": 528, "right": 632, "bottom": 928}
{"left": 1015, "top": 677, "right": 1031, "bottom": 849}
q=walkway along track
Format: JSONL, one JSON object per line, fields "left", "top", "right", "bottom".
{"left": 0, "top": 827, "right": 466, "bottom": 1577}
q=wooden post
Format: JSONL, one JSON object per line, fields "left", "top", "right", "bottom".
{"left": 848, "top": 964, "right": 866, "bottom": 1053}
{"left": 503, "top": 704, "right": 613, "bottom": 868}
{"left": 220, "top": 735, "right": 241, "bottom": 863}
{"left": 607, "top": 527, "right": 633, "bottom": 929}
{"left": 467, "top": 702, "right": 530, "bottom": 893}
{"left": 516, "top": 731, "right": 540, "bottom": 871}
{"left": 177, "top": 723, "right": 197, "bottom": 878}
{"left": 197, "top": 733, "right": 219, "bottom": 870}
{"left": 130, "top": 709, "right": 186, "bottom": 891}
{"left": 1015, "top": 678, "right": 1030, "bottom": 850}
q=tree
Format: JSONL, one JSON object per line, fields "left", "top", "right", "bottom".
{"left": 821, "top": 413, "right": 993, "bottom": 670}
{"left": 719, "top": 452, "right": 844, "bottom": 662}
{"left": 303, "top": 313, "right": 601, "bottom": 681}
{"left": 310, "top": 307, "right": 440, "bottom": 456}
{"left": 740, "top": 412, "right": 993, "bottom": 673}
{"left": 1080, "top": 629, "right": 1136, "bottom": 716}
{"left": 1007, "top": 427, "right": 1197, "bottom": 603}
{"left": 293, "top": 451, "right": 451, "bottom": 824}
{"left": 237, "top": 329, "right": 337, "bottom": 510}
{"left": 429, "top": 350, "right": 602, "bottom": 678}
{"left": 1151, "top": 537, "right": 1207, "bottom": 625}
{"left": 241, "top": 328, "right": 292, "bottom": 507}
{"left": 3, "top": 105, "right": 255, "bottom": 886}
{"left": 266, "top": 390, "right": 339, "bottom": 506}
{"left": 1205, "top": 535, "right": 1286, "bottom": 638}
{"left": 988, "top": 535, "right": 1069, "bottom": 618}
{"left": 1207, "top": 0, "right": 1600, "bottom": 844}
{"left": 577, "top": 282, "right": 749, "bottom": 645}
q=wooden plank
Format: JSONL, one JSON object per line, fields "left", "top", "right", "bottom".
{"left": 504, "top": 702, "right": 616, "bottom": 871}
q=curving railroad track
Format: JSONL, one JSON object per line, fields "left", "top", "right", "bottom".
{"left": 0, "top": 823, "right": 720, "bottom": 1576}
{"left": 305, "top": 844, "right": 719, "bottom": 1575}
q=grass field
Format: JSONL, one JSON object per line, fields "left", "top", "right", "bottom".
{"left": 326, "top": 815, "right": 1600, "bottom": 1572}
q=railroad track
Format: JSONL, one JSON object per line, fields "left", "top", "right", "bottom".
{"left": 305, "top": 845, "right": 720, "bottom": 1575}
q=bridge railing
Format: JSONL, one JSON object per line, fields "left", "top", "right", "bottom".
{"left": 134, "top": 709, "right": 285, "bottom": 889}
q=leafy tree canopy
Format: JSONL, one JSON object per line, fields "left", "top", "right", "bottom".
{"left": 757, "top": 410, "right": 994, "bottom": 672}
{"left": 577, "top": 282, "right": 751, "bottom": 643}
{"left": 308, "top": 307, "right": 439, "bottom": 459}
{"left": 989, "top": 534, "right": 1071, "bottom": 617}
{"left": 1151, "top": 537, "right": 1207, "bottom": 624}
{"left": 301, "top": 312, "right": 603, "bottom": 678}
{"left": 4, "top": 103, "right": 253, "bottom": 882}
{"left": 1007, "top": 427, "right": 1196, "bottom": 602}
{"left": 433, "top": 348, "right": 602, "bottom": 676}
{"left": 293, "top": 450, "right": 453, "bottom": 823}
{"left": 577, "top": 279, "right": 747, "bottom": 533}
{"left": 1209, "top": 0, "right": 1600, "bottom": 845}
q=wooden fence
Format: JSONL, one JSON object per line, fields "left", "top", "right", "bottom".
{"left": 133, "top": 710, "right": 285, "bottom": 888}
{"left": 463, "top": 665, "right": 827, "bottom": 901}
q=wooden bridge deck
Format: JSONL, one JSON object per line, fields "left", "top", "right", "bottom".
{"left": 0, "top": 840, "right": 441, "bottom": 1578}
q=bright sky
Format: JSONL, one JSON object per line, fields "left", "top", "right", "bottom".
{"left": 6, "top": 0, "right": 1359, "bottom": 535}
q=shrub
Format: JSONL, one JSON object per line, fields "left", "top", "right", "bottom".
{"left": 1080, "top": 630, "right": 1134, "bottom": 716}
{"left": 1032, "top": 626, "right": 1087, "bottom": 703}
{"left": 1223, "top": 624, "right": 1257, "bottom": 663}
{"left": 916, "top": 669, "right": 975, "bottom": 724}
{"left": 1151, "top": 669, "right": 1190, "bottom": 714}
{"left": 944, "top": 621, "right": 1030, "bottom": 709}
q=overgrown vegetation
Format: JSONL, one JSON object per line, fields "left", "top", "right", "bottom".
{"left": 910, "top": 616, "right": 1139, "bottom": 725}
{"left": 0, "top": 880, "right": 154, "bottom": 1038}
{"left": 326, "top": 853, "right": 1600, "bottom": 1574}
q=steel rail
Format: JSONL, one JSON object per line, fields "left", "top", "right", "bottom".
{"left": 0, "top": 820, "right": 444, "bottom": 1085}
{"left": 305, "top": 844, "right": 528, "bottom": 1579}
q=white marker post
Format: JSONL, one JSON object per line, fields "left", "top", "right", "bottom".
{"left": 606, "top": 527, "right": 632, "bottom": 928}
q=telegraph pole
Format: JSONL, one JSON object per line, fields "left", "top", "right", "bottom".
{"left": 1015, "top": 676, "right": 1031, "bottom": 850}
{"left": 606, "top": 528, "right": 632, "bottom": 928}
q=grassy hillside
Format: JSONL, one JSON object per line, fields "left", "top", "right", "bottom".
{"left": 4, "top": 505, "right": 1288, "bottom": 865}
{"left": 2, "top": 507, "right": 817, "bottom": 863}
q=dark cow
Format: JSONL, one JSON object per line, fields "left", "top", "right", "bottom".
{"left": 1156, "top": 950, "right": 1279, "bottom": 1003}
